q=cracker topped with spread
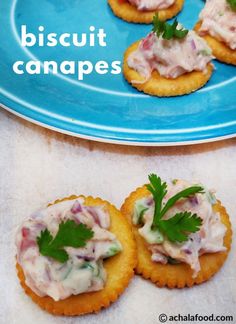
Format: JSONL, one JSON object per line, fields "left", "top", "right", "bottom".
{"left": 16, "top": 195, "right": 136, "bottom": 316}
{"left": 123, "top": 15, "right": 214, "bottom": 96}
{"left": 121, "top": 174, "right": 232, "bottom": 288}
{"left": 108, "top": 0, "right": 184, "bottom": 24}
{"left": 195, "top": 0, "right": 236, "bottom": 65}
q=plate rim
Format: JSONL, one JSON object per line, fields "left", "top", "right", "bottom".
{"left": 1, "top": 0, "right": 236, "bottom": 146}
{"left": 1, "top": 103, "right": 236, "bottom": 146}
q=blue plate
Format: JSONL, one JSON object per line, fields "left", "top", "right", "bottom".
{"left": 0, "top": 0, "right": 235, "bottom": 145}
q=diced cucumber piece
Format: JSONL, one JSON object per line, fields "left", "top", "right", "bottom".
{"left": 205, "top": 189, "right": 216, "bottom": 205}
{"left": 198, "top": 48, "right": 211, "bottom": 56}
{"left": 167, "top": 256, "right": 181, "bottom": 265}
{"left": 105, "top": 241, "right": 122, "bottom": 258}
{"left": 62, "top": 266, "right": 73, "bottom": 280}
{"left": 133, "top": 199, "right": 149, "bottom": 225}
{"left": 139, "top": 223, "right": 164, "bottom": 244}
{"left": 80, "top": 262, "right": 94, "bottom": 271}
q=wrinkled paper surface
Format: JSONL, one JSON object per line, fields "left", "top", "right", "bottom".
{"left": 0, "top": 110, "right": 235, "bottom": 324}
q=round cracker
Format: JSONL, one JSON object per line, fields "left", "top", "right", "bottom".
{"left": 107, "top": 0, "right": 184, "bottom": 24}
{"left": 123, "top": 41, "right": 213, "bottom": 96}
{"left": 195, "top": 21, "right": 236, "bottom": 66}
{"left": 16, "top": 195, "right": 137, "bottom": 316}
{"left": 121, "top": 186, "right": 232, "bottom": 288}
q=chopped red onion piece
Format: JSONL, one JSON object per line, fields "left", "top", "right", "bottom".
{"left": 146, "top": 197, "right": 154, "bottom": 206}
{"left": 71, "top": 201, "right": 82, "bottom": 214}
{"left": 86, "top": 207, "right": 101, "bottom": 226}
{"left": 77, "top": 255, "right": 95, "bottom": 262}
{"left": 45, "top": 265, "right": 52, "bottom": 281}
{"left": 191, "top": 39, "right": 196, "bottom": 50}
{"left": 189, "top": 196, "right": 198, "bottom": 206}
{"left": 20, "top": 239, "right": 36, "bottom": 251}
{"left": 183, "top": 249, "right": 192, "bottom": 255}
{"left": 141, "top": 33, "right": 154, "bottom": 51}
{"left": 22, "top": 227, "right": 30, "bottom": 238}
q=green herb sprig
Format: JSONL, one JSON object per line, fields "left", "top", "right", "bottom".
{"left": 37, "top": 220, "right": 94, "bottom": 263}
{"left": 152, "top": 14, "right": 189, "bottom": 40}
{"left": 146, "top": 174, "right": 203, "bottom": 242}
{"left": 227, "top": 0, "right": 236, "bottom": 11}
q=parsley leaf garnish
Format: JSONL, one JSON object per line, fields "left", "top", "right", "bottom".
{"left": 152, "top": 14, "right": 188, "bottom": 40}
{"left": 146, "top": 174, "right": 167, "bottom": 227}
{"left": 227, "top": 0, "right": 236, "bottom": 11}
{"left": 37, "top": 220, "right": 94, "bottom": 263}
{"left": 160, "top": 212, "right": 203, "bottom": 242}
{"left": 146, "top": 174, "right": 203, "bottom": 242}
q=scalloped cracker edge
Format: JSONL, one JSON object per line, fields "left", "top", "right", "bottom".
{"left": 121, "top": 186, "right": 232, "bottom": 288}
{"left": 195, "top": 21, "right": 236, "bottom": 66}
{"left": 123, "top": 41, "right": 213, "bottom": 97}
{"left": 108, "top": 0, "right": 184, "bottom": 24}
{"left": 16, "top": 195, "right": 137, "bottom": 316}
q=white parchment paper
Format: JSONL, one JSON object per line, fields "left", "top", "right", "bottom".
{"left": 0, "top": 109, "right": 235, "bottom": 324}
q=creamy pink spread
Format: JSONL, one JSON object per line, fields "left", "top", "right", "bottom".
{"left": 199, "top": 0, "right": 236, "bottom": 50}
{"left": 16, "top": 198, "right": 122, "bottom": 301}
{"left": 128, "top": 0, "right": 175, "bottom": 11}
{"left": 127, "top": 29, "right": 213, "bottom": 81}
{"left": 133, "top": 180, "right": 227, "bottom": 278}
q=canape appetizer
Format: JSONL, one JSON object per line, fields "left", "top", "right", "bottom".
{"left": 123, "top": 15, "right": 214, "bottom": 96}
{"left": 195, "top": 0, "right": 236, "bottom": 65}
{"left": 121, "top": 174, "right": 232, "bottom": 288}
{"left": 108, "top": 0, "right": 184, "bottom": 24}
{"left": 16, "top": 195, "right": 136, "bottom": 315}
